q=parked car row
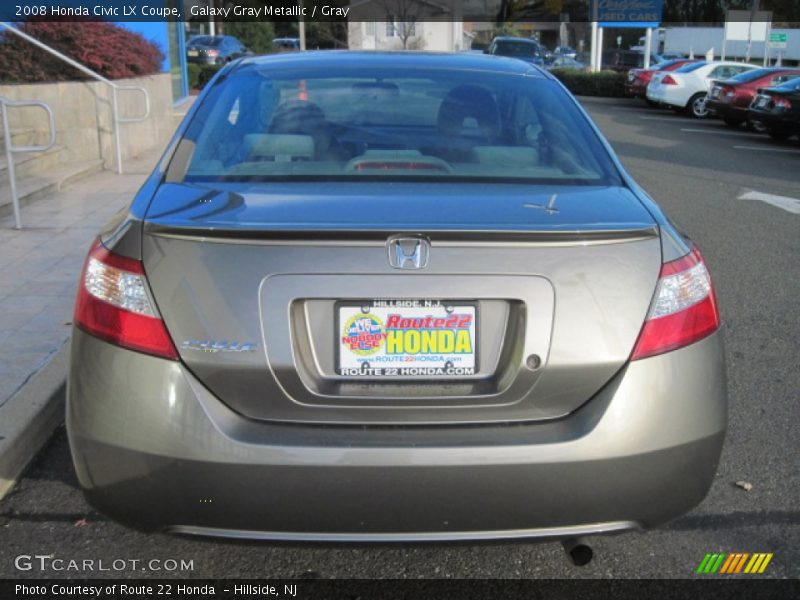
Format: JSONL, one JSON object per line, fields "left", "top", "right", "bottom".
{"left": 627, "top": 58, "right": 800, "bottom": 141}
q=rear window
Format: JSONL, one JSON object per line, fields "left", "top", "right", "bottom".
{"left": 494, "top": 41, "right": 540, "bottom": 58}
{"left": 730, "top": 68, "right": 775, "bottom": 83}
{"left": 190, "top": 36, "right": 223, "bottom": 47}
{"left": 775, "top": 77, "right": 800, "bottom": 91}
{"left": 171, "top": 65, "right": 620, "bottom": 185}
{"left": 676, "top": 62, "right": 707, "bottom": 73}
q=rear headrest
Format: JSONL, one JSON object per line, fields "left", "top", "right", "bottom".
{"left": 437, "top": 85, "right": 500, "bottom": 138}
{"left": 243, "top": 133, "right": 314, "bottom": 162}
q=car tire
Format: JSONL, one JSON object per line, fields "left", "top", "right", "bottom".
{"left": 747, "top": 119, "right": 768, "bottom": 133}
{"left": 686, "top": 93, "right": 709, "bottom": 118}
{"left": 768, "top": 127, "right": 791, "bottom": 141}
{"left": 645, "top": 99, "right": 658, "bottom": 108}
{"left": 723, "top": 117, "right": 743, "bottom": 128}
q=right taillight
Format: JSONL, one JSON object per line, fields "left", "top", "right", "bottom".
{"left": 74, "top": 239, "right": 179, "bottom": 360}
{"left": 631, "top": 246, "right": 721, "bottom": 361}
{"left": 774, "top": 96, "right": 792, "bottom": 109}
{"left": 662, "top": 75, "right": 678, "bottom": 85}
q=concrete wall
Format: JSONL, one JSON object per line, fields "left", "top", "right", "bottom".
{"left": 0, "top": 73, "right": 176, "bottom": 170}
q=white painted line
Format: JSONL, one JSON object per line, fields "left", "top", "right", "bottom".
{"left": 680, "top": 128, "right": 755, "bottom": 137}
{"left": 738, "top": 190, "right": 800, "bottom": 214}
{"left": 639, "top": 115, "right": 693, "bottom": 121}
{"left": 734, "top": 145, "right": 800, "bottom": 155}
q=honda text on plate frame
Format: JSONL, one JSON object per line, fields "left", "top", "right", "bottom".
{"left": 67, "top": 52, "right": 727, "bottom": 542}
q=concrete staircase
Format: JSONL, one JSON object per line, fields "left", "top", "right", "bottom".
{"left": 0, "top": 127, "right": 104, "bottom": 220}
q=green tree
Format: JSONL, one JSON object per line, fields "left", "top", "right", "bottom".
{"left": 225, "top": 22, "right": 275, "bottom": 54}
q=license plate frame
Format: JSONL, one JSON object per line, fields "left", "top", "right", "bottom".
{"left": 336, "top": 300, "right": 479, "bottom": 378}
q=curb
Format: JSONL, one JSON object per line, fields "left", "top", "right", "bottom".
{"left": 0, "top": 342, "right": 68, "bottom": 500}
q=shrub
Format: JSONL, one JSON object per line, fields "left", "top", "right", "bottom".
{"left": 187, "top": 63, "right": 202, "bottom": 91}
{"left": 0, "top": 18, "right": 164, "bottom": 83}
{"left": 224, "top": 21, "right": 275, "bottom": 54}
{"left": 550, "top": 69, "right": 628, "bottom": 97}
{"left": 196, "top": 65, "right": 223, "bottom": 90}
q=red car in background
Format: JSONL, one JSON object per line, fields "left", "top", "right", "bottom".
{"left": 626, "top": 59, "right": 698, "bottom": 104}
{"left": 707, "top": 67, "right": 800, "bottom": 128}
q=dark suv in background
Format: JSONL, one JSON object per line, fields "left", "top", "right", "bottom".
{"left": 603, "top": 50, "right": 664, "bottom": 74}
{"left": 485, "top": 36, "right": 545, "bottom": 66}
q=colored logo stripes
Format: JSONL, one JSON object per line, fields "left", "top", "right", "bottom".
{"left": 696, "top": 553, "right": 773, "bottom": 574}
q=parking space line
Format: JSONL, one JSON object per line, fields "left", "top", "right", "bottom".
{"left": 638, "top": 115, "right": 694, "bottom": 121}
{"left": 738, "top": 190, "right": 800, "bottom": 214}
{"left": 733, "top": 145, "right": 800, "bottom": 155}
{"left": 680, "top": 128, "right": 756, "bottom": 137}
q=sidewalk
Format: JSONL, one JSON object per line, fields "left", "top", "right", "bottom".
{"left": 0, "top": 150, "right": 161, "bottom": 498}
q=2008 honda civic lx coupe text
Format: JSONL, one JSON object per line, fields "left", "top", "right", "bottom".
{"left": 67, "top": 52, "right": 726, "bottom": 544}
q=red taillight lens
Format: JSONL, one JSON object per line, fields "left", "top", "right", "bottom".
{"left": 774, "top": 96, "right": 792, "bottom": 109}
{"left": 722, "top": 85, "right": 735, "bottom": 98}
{"left": 74, "top": 239, "right": 179, "bottom": 360}
{"left": 207, "top": 49, "right": 219, "bottom": 57}
{"left": 662, "top": 75, "right": 677, "bottom": 85}
{"left": 641, "top": 71, "right": 654, "bottom": 82}
{"left": 631, "top": 246, "right": 721, "bottom": 361}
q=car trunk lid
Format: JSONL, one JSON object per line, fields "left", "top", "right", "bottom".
{"left": 142, "top": 182, "right": 661, "bottom": 425}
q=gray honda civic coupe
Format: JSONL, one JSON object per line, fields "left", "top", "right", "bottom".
{"left": 67, "top": 52, "right": 726, "bottom": 548}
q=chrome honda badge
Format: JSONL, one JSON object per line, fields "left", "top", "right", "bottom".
{"left": 387, "top": 235, "right": 430, "bottom": 270}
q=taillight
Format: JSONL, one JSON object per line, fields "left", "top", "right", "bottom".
{"left": 662, "top": 75, "right": 677, "bottom": 85}
{"left": 774, "top": 96, "right": 792, "bottom": 109}
{"left": 722, "top": 85, "right": 735, "bottom": 98}
{"left": 641, "top": 71, "right": 654, "bottom": 82}
{"left": 631, "top": 246, "right": 720, "bottom": 361}
{"left": 74, "top": 239, "right": 179, "bottom": 360}
{"left": 207, "top": 49, "right": 219, "bottom": 57}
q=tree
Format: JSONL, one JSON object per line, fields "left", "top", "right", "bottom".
{"left": 225, "top": 21, "right": 275, "bottom": 54}
{"left": 382, "top": 0, "right": 422, "bottom": 49}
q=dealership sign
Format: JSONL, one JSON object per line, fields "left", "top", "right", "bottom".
{"left": 596, "top": 0, "right": 663, "bottom": 28}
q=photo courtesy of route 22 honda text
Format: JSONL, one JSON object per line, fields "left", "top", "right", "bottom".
{"left": 67, "top": 51, "right": 726, "bottom": 550}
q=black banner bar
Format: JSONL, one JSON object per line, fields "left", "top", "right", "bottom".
{"left": 2, "top": 579, "right": 800, "bottom": 600}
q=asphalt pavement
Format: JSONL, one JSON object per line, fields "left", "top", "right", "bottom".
{"left": 1, "top": 98, "right": 798, "bottom": 580}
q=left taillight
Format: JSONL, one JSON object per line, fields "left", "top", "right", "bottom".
{"left": 74, "top": 239, "right": 179, "bottom": 360}
{"left": 631, "top": 246, "right": 721, "bottom": 361}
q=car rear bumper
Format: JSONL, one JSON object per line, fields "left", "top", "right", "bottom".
{"left": 646, "top": 85, "right": 689, "bottom": 108}
{"left": 186, "top": 56, "right": 217, "bottom": 65}
{"left": 67, "top": 328, "right": 727, "bottom": 541}
{"left": 625, "top": 82, "right": 647, "bottom": 97}
{"left": 747, "top": 109, "right": 795, "bottom": 130}
{"left": 706, "top": 101, "right": 746, "bottom": 120}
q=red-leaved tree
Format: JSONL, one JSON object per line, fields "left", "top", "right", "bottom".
{"left": 0, "top": 18, "right": 164, "bottom": 83}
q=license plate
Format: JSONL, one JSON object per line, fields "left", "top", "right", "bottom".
{"left": 337, "top": 300, "right": 477, "bottom": 378}
{"left": 187, "top": 50, "right": 199, "bottom": 57}
{"left": 756, "top": 96, "right": 769, "bottom": 108}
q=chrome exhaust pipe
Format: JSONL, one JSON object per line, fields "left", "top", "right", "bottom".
{"left": 562, "top": 537, "right": 593, "bottom": 566}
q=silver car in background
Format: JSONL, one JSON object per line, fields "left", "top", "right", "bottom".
{"left": 67, "top": 52, "right": 726, "bottom": 546}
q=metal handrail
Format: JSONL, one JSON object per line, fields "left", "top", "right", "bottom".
{"left": 0, "top": 22, "right": 150, "bottom": 174}
{"left": 1, "top": 96, "right": 56, "bottom": 229}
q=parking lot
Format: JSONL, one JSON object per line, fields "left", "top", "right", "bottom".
{"left": 0, "top": 97, "right": 797, "bottom": 580}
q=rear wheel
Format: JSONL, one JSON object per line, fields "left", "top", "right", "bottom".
{"left": 768, "top": 127, "right": 791, "bottom": 141}
{"left": 686, "top": 93, "right": 709, "bottom": 118}
{"left": 723, "top": 117, "right": 743, "bottom": 128}
{"left": 645, "top": 98, "right": 658, "bottom": 108}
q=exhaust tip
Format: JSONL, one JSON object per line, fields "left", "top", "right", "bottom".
{"left": 562, "top": 537, "right": 593, "bottom": 567}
